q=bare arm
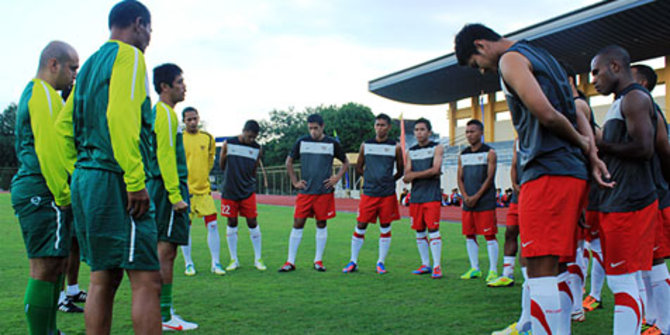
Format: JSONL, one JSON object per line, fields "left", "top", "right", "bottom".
{"left": 402, "top": 150, "right": 412, "bottom": 183}
{"left": 286, "top": 156, "right": 306, "bottom": 189}
{"left": 655, "top": 111, "right": 670, "bottom": 182}
{"left": 393, "top": 144, "right": 404, "bottom": 181}
{"left": 456, "top": 155, "right": 469, "bottom": 198}
{"left": 510, "top": 140, "right": 520, "bottom": 193}
{"left": 406, "top": 145, "right": 444, "bottom": 181}
{"left": 471, "top": 150, "right": 497, "bottom": 201}
{"left": 597, "top": 91, "right": 655, "bottom": 160}
{"left": 574, "top": 100, "right": 614, "bottom": 188}
{"left": 499, "top": 52, "right": 588, "bottom": 152}
{"left": 218, "top": 140, "right": 228, "bottom": 170}
{"left": 355, "top": 142, "right": 365, "bottom": 175}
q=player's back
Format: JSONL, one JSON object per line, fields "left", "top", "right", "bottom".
{"left": 71, "top": 40, "right": 152, "bottom": 173}
{"left": 221, "top": 136, "right": 260, "bottom": 201}
{"left": 500, "top": 41, "right": 587, "bottom": 184}
{"left": 362, "top": 138, "right": 396, "bottom": 197}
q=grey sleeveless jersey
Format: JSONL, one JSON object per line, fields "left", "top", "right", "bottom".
{"left": 362, "top": 138, "right": 397, "bottom": 197}
{"left": 460, "top": 144, "right": 496, "bottom": 211}
{"left": 221, "top": 136, "right": 260, "bottom": 201}
{"left": 289, "top": 135, "right": 346, "bottom": 195}
{"left": 409, "top": 141, "right": 441, "bottom": 203}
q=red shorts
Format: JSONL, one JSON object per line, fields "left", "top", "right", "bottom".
{"left": 462, "top": 209, "right": 497, "bottom": 235}
{"left": 410, "top": 201, "right": 441, "bottom": 231}
{"left": 653, "top": 206, "right": 670, "bottom": 259}
{"left": 584, "top": 210, "right": 600, "bottom": 242}
{"left": 599, "top": 200, "right": 657, "bottom": 275}
{"left": 506, "top": 203, "right": 519, "bottom": 227}
{"left": 294, "top": 193, "right": 336, "bottom": 221}
{"left": 357, "top": 194, "right": 400, "bottom": 224}
{"left": 221, "top": 193, "right": 257, "bottom": 219}
{"left": 519, "top": 175, "right": 587, "bottom": 258}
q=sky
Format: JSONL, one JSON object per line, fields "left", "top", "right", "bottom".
{"left": 1, "top": 0, "right": 599, "bottom": 138}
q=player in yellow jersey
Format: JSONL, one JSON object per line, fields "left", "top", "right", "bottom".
{"left": 13, "top": 40, "right": 78, "bottom": 335}
{"left": 180, "top": 107, "right": 224, "bottom": 275}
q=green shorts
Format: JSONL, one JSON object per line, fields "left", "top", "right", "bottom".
{"left": 147, "top": 177, "right": 190, "bottom": 245}
{"left": 11, "top": 176, "right": 72, "bottom": 258}
{"left": 71, "top": 168, "right": 159, "bottom": 272}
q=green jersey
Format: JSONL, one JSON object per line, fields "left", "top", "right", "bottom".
{"left": 56, "top": 40, "right": 153, "bottom": 192}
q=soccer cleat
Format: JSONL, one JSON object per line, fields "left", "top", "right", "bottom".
{"left": 162, "top": 314, "right": 199, "bottom": 331}
{"left": 225, "top": 259, "right": 239, "bottom": 271}
{"left": 314, "top": 261, "right": 327, "bottom": 272}
{"left": 254, "top": 259, "right": 267, "bottom": 271}
{"left": 641, "top": 325, "right": 662, "bottom": 335}
{"left": 582, "top": 295, "right": 602, "bottom": 312}
{"left": 278, "top": 262, "right": 296, "bottom": 272}
{"left": 460, "top": 268, "right": 482, "bottom": 279}
{"left": 342, "top": 261, "right": 358, "bottom": 273}
{"left": 184, "top": 264, "right": 196, "bottom": 276}
{"left": 571, "top": 308, "right": 585, "bottom": 322}
{"left": 67, "top": 290, "right": 87, "bottom": 303}
{"left": 487, "top": 276, "right": 515, "bottom": 287}
{"left": 486, "top": 270, "right": 498, "bottom": 282}
{"left": 211, "top": 263, "right": 226, "bottom": 276}
{"left": 431, "top": 266, "right": 443, "bottom": 279}
{"left": 376, "top": 262, "right": 387, "bottom": 274}
{"left": 412, "top": 265, "right": 432, "bottom": 275}
{"left": 491, "top": 322, "right": 521, "bottom": 335}
{"left": 58, "top": 298, "right": 84, "bottom": 313}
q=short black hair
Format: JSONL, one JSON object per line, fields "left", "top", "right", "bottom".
{"left": 415, "top": 118, "right": 432, "bottom": 131}
{"left": 595, "top": 45, "right": 631, "bottom": 69}
{"left": 375, "top": 113, "right": 391, "bottom": 125}
{"left": 153, "top": 63, "right": 182, "bottom": 94}
{"left": 558, "top": 60, "right": 576, "bottom": 82}
{"left": 632, "top": 64, "right": 658, "bottom": 91}
{"left": 455, "top": 23, "right": 502, "bottom": 66}
{"left": 466, "top": 119, "right": 484, "bottom": 131}
{"left": 243, "top": 120, "right": 260, "bottom": 134}
{"left": 182, "top": 106, "right": 198, "bottom": 119}
{"left": 109, "top": 0, "right": 151, "bottom": 30}
{"left": 307, "top": 113, "right": 324, "bottom": 126}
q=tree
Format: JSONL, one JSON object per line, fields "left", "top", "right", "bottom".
{"left": 257, "top": 102, "right": 400, "bottom": 166}
{"left": 0, "top": 103, "right": 17, "bottom": 190}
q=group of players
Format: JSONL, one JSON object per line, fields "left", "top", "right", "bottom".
{"left": 11, "top": 1, "right": 670, "bottom": 335}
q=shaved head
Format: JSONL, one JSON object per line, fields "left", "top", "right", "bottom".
{"left": 595, "top": 45, "right": 631, "bottom": 70}
{"left": 38, "top": 41, "right": 76, "bottom": 70}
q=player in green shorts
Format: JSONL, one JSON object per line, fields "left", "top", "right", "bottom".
{"left": 148, "top": 63, "right": 198, "bottom": 331}
{"left": 55, "top": 1, "right": 161, "bottom": 333}
{"left": 12, "top": 40, "right": 78, "bottom": 334}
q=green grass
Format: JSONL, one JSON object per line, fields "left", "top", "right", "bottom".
{"left": 0, "top": 193, "right": 616, "bottom": 334}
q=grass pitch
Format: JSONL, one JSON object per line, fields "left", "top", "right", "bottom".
{"left": 0, "top": 193, "right": 616, "bottom": 334}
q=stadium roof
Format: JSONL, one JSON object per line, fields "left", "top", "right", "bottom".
{"left": 368, "top": 0, "right": 670, "bottom": 105}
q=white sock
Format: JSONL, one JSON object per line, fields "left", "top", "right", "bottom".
{"left": 58, "top": 291, "right": 66, "bottom": 304}
{"left": 248, "top": 226, "right": 262, "bottom": 262}
{"left": 557, "top": 271, "right": 573, "bottom": 335}
{"left": 350, "top": 227, "right": 366, "bottom": 263}
{"left": 428, "top": 231, "right": 442, "bottom": 268}
{"left": 567, "top": 263, "right": 584, "bottom": 314}
{"left": 66, "top": 284, "right": 80, "bottom": 296}
{"left": 651, "top": 264, "right": 670, "bottom": 333}
{"left": 416, "top": 231, "right": 430, "bottom": 266}
{"left": 637, "top": 271, "right": 648, "bottom": 320}
{"left": 516, "top": 267, "right": 531, "bottom": 332}
{"left": 466, "top": 238, "right": 479, "bottom": 270}
{"left": 226, "top": 226, "right": 238, "bottom": 263}
{"left": 486, "top": 239, "right": 499, "bottom": 272}
{"left": 314, "top": 227, "right": 327, "bottom": 263}
{"left": 207, "top": 220, "right": 221, "bottom": 266}
{"left": 181, "top": 228, "right": 193, "bottom": 266}
{"left": 608, "top": 273, "right": 642, "bottom": 335}
{"left": 528, "top": 276, "right": 561, "bottom": 335}
{"left": 378, "top": 226, "right": 391, "bottom": 264}
{"left": 643, "top": 271, "right": 657, "bottom": 325}
{"left": 588, "top": 239, "right": 605, "bottom": 300}
{"left": 576, "top": 240, "right": 588, "bottom": 285}
{"left": 502, "top": 256, "right": 516, "bottom": 278}
{"left": 287, "top": 228, "right": 303, "bottom": 264}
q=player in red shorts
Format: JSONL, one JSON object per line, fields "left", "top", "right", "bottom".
{"left": 219, "top": 120, "right": 267, "bottom": 272}
{"left": 457, "top": 119, "right": 499, "bottom": 283}
{"left": 342, "top": 114, "right": 403, "bottom": 274}
{"left": 279, "top": 114, "right": 349, "bottom": 272}
{"left": 455, "top": 24, "right": 610, "bottom": 335}
{"left": 592, "top": 46, "right": 658, "bottom": 335}
{"left": 403, "top": 118, "right": 444, "bottom": 279}
{"left": 631, "top": 64, "right": 670, "bottom": 335}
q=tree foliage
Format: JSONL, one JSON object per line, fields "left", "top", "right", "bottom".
{"left": 258, "top": 102, "right": 399, "bottom": 166}
{"left": 0, "top": 103, "right": 17, "bottom": 168}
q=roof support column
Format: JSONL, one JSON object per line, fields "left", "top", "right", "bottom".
{"left": 449, "top": 102, "right": 457, "bottom": 146}
{"left": 471, "top": 96, "right": 481, "bottom": 121}
{"left": 485, "top": 93, "right": 495, "bottom": 142}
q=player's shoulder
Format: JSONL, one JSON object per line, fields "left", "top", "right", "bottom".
{"left": 199, "top": 130, "right": 214, "bottom": 140}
